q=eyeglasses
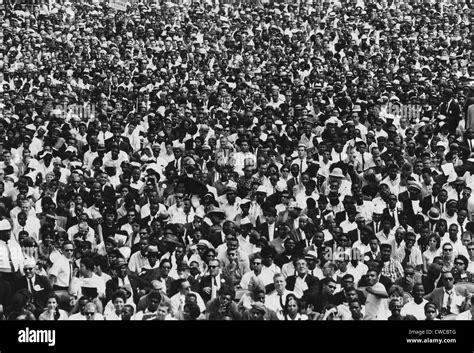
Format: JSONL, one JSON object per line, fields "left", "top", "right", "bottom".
{"left": 468, "top": 248, "right": 474, "bottom": 251}
{"left": 253, "top": 262, "right": 262, "bottom": 265}
{"left": 208, "top": 265, "right": 219, "bottom": 269}
{"left": 84, "top": 312, "right": 95, "bottom": 317}
{"left": 443, "top": 277, "right": 454, "bottom": 281}
{"left": 443, "top": 248, "right": 453, "bottom": 252}
{"left": 64, "top": 249, "right": 74, "bottom": 252}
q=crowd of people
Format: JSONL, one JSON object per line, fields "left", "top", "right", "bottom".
{"left": 0, "top": 0, "right": 473, "bottom": 321}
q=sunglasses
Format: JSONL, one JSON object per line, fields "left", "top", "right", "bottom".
{"left": 443, "top": 248, "right": 453, "bottom": 252}
{"left": 84, "top": 312, "right": 95, "bottom": 317}
{"left": 208, "top": 265, "right": 219, "bottom": 269}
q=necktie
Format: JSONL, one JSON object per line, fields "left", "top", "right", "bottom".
{"left": 339, "top": 153, "right": 342, "bottom": 162}
{"left": 294, "top": 177, "right": 298, "bottom": 185}
{"left": 69, "top": 262, "right": 74, "bottom": 284}
{"left": 6, "top": 242, "right": 16, "bottom": 272}
{"left": 402, "top": 248, "right": 411, "bottom": 267}
{"left": 446, "top": 292, "right": 452, "bottom": 313}
{"left": 211, "top": 277, "right": 218, "bottom": 300}
{"left": 28, "top": 278, "right": 34, "bottom": 292}
{"left": 361, "top": 154, "right": 365, "bottom": 171}
{"left": 375, "top": 222, "right": 379, "bottom": 233}
{"left": 440, "top": 203, "right": 444, "bottom": 214}
{"left": 186, "top": 214, "right": 189, "bottom": 223}
{"left": 279, "top": 293, "right": 284, "bottom": 310}
{"left": 300, "top": 160, "right": 303, "bottom": 173}
{"left": 460, "top": 223, "right": 464, "bottom": 233}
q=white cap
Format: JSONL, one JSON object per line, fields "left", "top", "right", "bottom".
{"left": 0, "top": 219, "right": 11, "bottom": 231}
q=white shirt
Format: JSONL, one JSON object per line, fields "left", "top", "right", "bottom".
{"left": 0, "top": 239, "right": 24, "bottom": 273}
{"left": 346, "top": 262, "right": 368, "bottom": 286}
{"left": 400, "top": 299, "right": 429, "bottom": 320}
{"left": 364, "top": 282, "right": 389, "bottom": 320}
{"left": 170, "top": 291, "right": 206, "bottom": 314}
{"left": 293, "top": 275, "right": 309, "bottom": 299}
{"left": 265, "top": 290, "right": 295, "bottom": 315}
{"left": 70, "top": 273, "right": 106, "bottom": 298}
{"left": 455, "top": 310, "right": 473, "bottom": 320}
{"left": 48, "top": 255, "right": 73, "bottom": 287}
{"left": 239, "top": 268, "right": 274, "bottom": 291}
{"left": 441, "top": 288, "right": 464, "bottom": 314}
{"left": 128, "top": 251, "right": 150, "bottom": 274}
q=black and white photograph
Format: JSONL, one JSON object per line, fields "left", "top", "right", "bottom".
{"left": 0, "top": 0, "right": 473, "bottom": 349}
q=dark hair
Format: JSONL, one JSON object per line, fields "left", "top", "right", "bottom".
{"left": 81, "top": 257, "right": 95, "bottom": 271}
{"left": 218, "top": 284, "right": 235, "bottom": 299}
{"left": 111, "top": 290, "right": 127, "bottom": 303}
{"left": 455, "top": 255, "right": 469, "bottom": 268}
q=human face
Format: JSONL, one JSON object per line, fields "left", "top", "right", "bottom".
{"left": 286, "top": 298, "right": 298, "bottom": 316}
{"left": 156, "top": 305, "right": 170, "bottom": 320}
{"left": 208, "top": 260, "right": 220, "bottom": 276}
{"left": 425, "top": 306, "right": 438, "bottom": 320}
{"left": 413, "top": 285, "right": 425, "bottom": 301}
{"left": 47, "top": 297, "right": 58, "bottom": 311}
{"left": 381, "top": 247, "right": 392, "bottom": 261}
{"left": 114, "top": 297, "right": 125, "bottom": 312}
{"left": 295, "top": 259, "right": 308, "bottom": 275}
{"left": 274, "top": 276, "right": 286, "bottom": 293}
{"left": 367, "top": 271, "right": 378, "bottom": 286}
{"left": 148, "top": 297, "right": 161, "bottom": 312}
{"left": 442, "top": 273, "right": 455, "bottom": 290}
{"left": 468, "top": 245, "right": 474, "bottom": 259}
{"left": 349, "top": 302, "right": 362, "bottom": 318}
{"left": 63, "top": 244, "right": 74, "bottom": 259}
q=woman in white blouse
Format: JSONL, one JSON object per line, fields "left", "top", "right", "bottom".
{"left": 105, "top": 290, "right": 128, "bottom": 320}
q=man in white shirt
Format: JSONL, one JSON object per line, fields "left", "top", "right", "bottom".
{"left": 169, "top": 279, "right": 206, "bottom": 314}
{"left": 240, "top": 255, "right": 274, "bottom": 291}
{"left": 400, "top": 283, "right": 428, "bottom": 320}
{"left": 0, "top": 219, "right": 24, "bottom": 285}
{"left": 265, "top": 273, "right": 295, "bottom": 316}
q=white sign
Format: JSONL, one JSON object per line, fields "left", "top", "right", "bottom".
{"left": 110, "top": 0, "right": 128, "bottom": 11}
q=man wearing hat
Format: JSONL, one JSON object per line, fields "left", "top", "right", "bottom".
{"left": 105, "top": 257, "right": 150, "bottom": 304}
{"left": 0, "top": 219, "right": 23, "bottom": 285}
{"left": 218, "top": 184, "right": 242, "bottom": 221}
{"left": 398, "top": 181, "right": 423, "bottom": 226}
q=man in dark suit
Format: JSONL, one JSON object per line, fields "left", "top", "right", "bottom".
{"left": 398, "top": 181, "right": 423, "bottom": 227}
{"left": 198, "top": 259, "right": 234, "bottom": 303}
{"left": 105, "top": 258, "right": 150, "bottom": 304}
{"left": 285, "top": 257, "right": 319, "bottom": 302}
{"left": 420, "top": 183, "right": 441, "bottom": 214}
{"left": 104, "top": 124, "right": 132, "bottom": 154}
{"left": 15, "top": 259, "right": 53, "bottom": 312}
{"left": 424, "top": 271, "right": 469, "bottom": 317}
{"left": 257, "top": 207, "right": 278, "bottom": 242}
{"left": 348, "top": 215, "right": 367, "bottom": 244}
{"left": 438, "top": 88, "right": 461, "bottom": 134}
